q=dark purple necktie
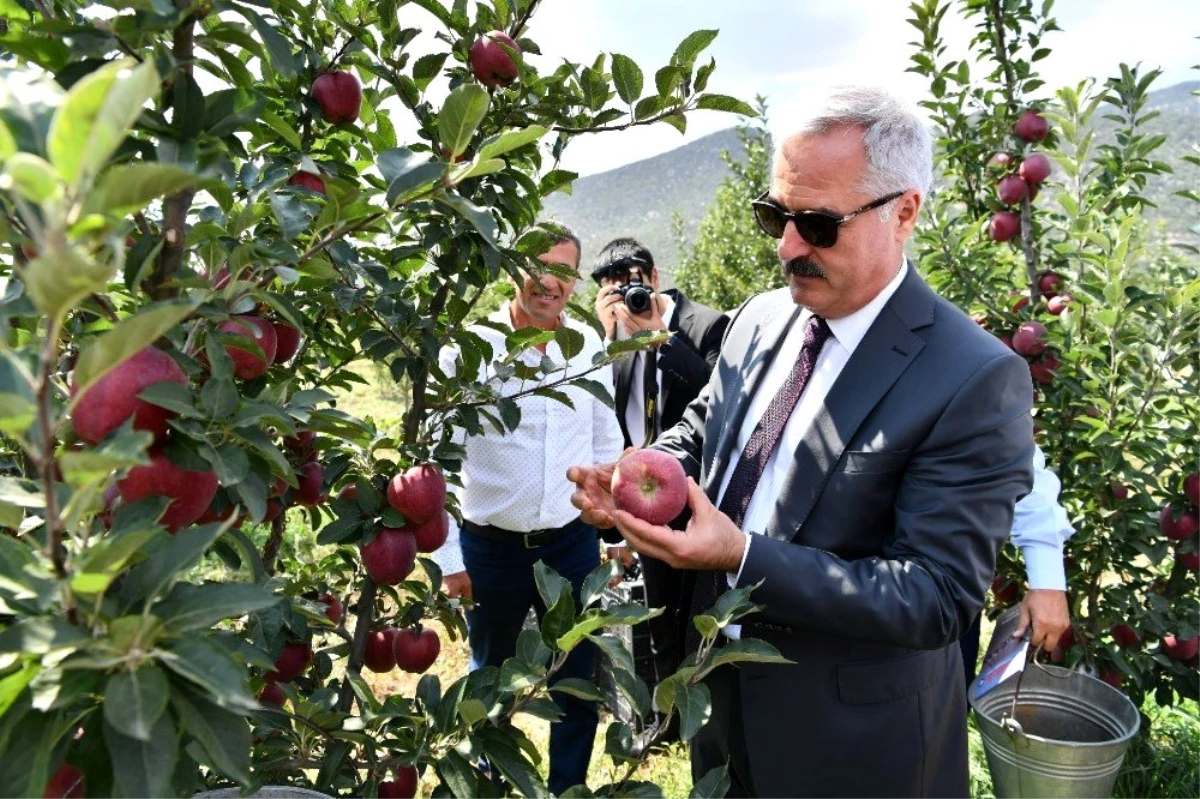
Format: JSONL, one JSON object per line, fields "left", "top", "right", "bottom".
{"left": 685, "top": 314, "right": 832, "bottom": 645}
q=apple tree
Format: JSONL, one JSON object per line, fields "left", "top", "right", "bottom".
{"left": 0, "top": 1, "right": 776, "bottom": 797}
{"left": 907, "top": 0, "right": 1199, "bottom": 707}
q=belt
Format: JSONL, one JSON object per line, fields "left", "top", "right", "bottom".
{"left": 461, "top": 518, "right": 579, "bottom": 549}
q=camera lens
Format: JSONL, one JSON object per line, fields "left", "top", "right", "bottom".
{"left": 624, "top": 285, "right": 653, "bottom": 314}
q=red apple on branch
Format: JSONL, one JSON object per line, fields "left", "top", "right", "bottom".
{"left": 1046, "top": 294, "right": 1071, "bottom": 315}
{"left": 258, "top": 683, "right": 287, "bottom": 707}
{"left": 1162, "top": 634, "right": 1199, "bottom": 661}
{"left": 287, "top": 171, "right": 326, "bottom": 194}
{"left": 364, "top": 628, "right": 397, "bottom": 673}
{"left": 1037, "top": 270, "right": 1063, "bottom": 297}
{"left": 1011, "top": 321, "right": 1048, "bottom": 357}
{"left": 117, "top": 450, "right": 219, "bottom": 533}
{"left": 996, "top": 175, "right": 1028, "bottom": 205}
{"left": 1111, "top": 623, "right": 1140, "bottom": 648}
{"left": 1098, "top": 669, "right": 1123, "bottom": 690}
{"left": 272, "top": 322, "right": 303, "bottom": 363}
{"left": 312, "top": 70, "right": 362, "bottom": 123}
{"left": 1013, "top": 109, "right": 1049, "bottom": 142}
{"left": 1173, "top": 509, "right": 1199, "bottom": 541}
{"left": 612, "top": 449, "right": 688, "bottom": 526}
{"left": 378, "top": 766, "right": 418, "bottom": 799}
{"left": 320, "top": 592, "right": 344, "bottom": 624}
{"left": 215, "top": 315, "right": 278, "bottom": 380}
{"left": 285, "top": 430, "right": 317, "bottom": 458}
{"left": 991, "top": 576, "right": 1020, "bottom": 606}
{"left": 266, "top": 641, "right": 312, "bottom": 683}
{"left": 469, "top": 30, "right": 521, "bottom": 88}
{"left": 42, "top": 763, "right": 85, "bottom": 799}
{"left": 1184, "top": 473, "right": 1199, "bottom": 508}
{"left": 1109, "top": 482, "right": 1129, "bottom": 502}
{"left": 72, "top": 346, "right": 187, "bottom": 445}
{"left": 387, "top": 463, "right": 447, "bottom": 524}
{"left": 1019, "top": 153, "right": 1052, "bottom": 185}
{"left": 411, "top": 510, "right": 449, "bottom": 553}
{"left": 393, "top": 626, "right": 440, "bottom": 673}
{"left": 1175, "top": 548, "right": 1200, "bottom": 571}
{"left": 294, "top": 461, "right": 327, "bottom": 507}
{"left": 360, "top": 528, "right": 417, "bottom": 585}
{"left": 989, "top": 211, "right": 1020, "bottom": 242}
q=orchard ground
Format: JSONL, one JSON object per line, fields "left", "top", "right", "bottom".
{"left": 314, "top": 363, "right": 1196, "bottom": 799}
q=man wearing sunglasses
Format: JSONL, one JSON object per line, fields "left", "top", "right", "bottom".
{"left": 568, "top": 86, "right": 1036, "bottom": 797}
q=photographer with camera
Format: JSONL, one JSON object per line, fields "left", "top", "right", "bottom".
{"left": 591, "top": 238, "right": 728, "bottom": 738}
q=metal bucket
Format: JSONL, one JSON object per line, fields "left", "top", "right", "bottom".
{"left": 970, "top": 664, "right": 1141, "bottom": 798}
{"left": 194, "top": 788, "right": 331, "bottom": 798}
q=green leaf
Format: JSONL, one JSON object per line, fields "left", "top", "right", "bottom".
{"left": 71, "top": 527, "right": 159, "bottom": 596}
{"left": 0, "top": 661, "right": 37, "bottom": 718}
{"left": 170, "top": 687, "right": 251, "bottom": 787}
{"left": 0, "top": 619, "right": 87, "bottom": 656}
{"left": 611, "top": 54, "right": 644, "bottom": 105}
{"left": 438, "top": 84, "right": 490, "bottom": 158}
{"left": 435, "top": 749, "right": 480, "bottom": 799}
{"left": 671, "top": 29, "right": 719, "bottom": 67}
{"left": 654, "top": 65, "right": 684, "bottom": 97}
{"left": 200, "top": 378, "right": 239, "bottom": 420}
{"left": 47, "top": 59, "right": 159, "bottom": 188}
{"left": 571, "top": 377, "right": 614, "bottom": 410}
{"left": 238, "top": 9, "right": 295, "bottom": 80}
{"left": 554, "top": 325, "right": 585, "bottom": 361}
{"left": 161, "top": 637, "right": 258, "bottom": 712}
{"left": 694, "top": 94, "right": 756, "bottom": 116}
{"left": 84, "top": 163, "right": 195, "bottom": 216}
{"left": 137, "top": 382, "right": 202, "bottom": 419}
{"left": 580, "top": 561, "right": 616, "bottom": 609}
{"left": 119, "top": 523, "right": 223, "bottom": 607}
{"left": 588, "top": 633, "right": 635, "bottom": 673}
{"left": 476, "top": 125, "right": 547, "bottom": 161}
{"left": 103, "top": 666, "right": 170, "bottom": 741}
{"left": 436, "top": 192, "right": 498, "bottom": 245}
{"left": 549, "top": 677, "right": 606, "bottom": 702}
{"left": 156, "top": 582, "right": 278, "bottom": 634}
{"left": 690, "top": 765, "right": 731, "bottom": 798}
{"left": 0, "top": 116, "right": 15, "bottom": 162}
{"left": 673, "top": 681, "right": 711, "bottom": 742}
{"left": 71, "top": 302, "right": 197, "bottom": 399}
{"left": 23, "top": 248, "right": 115, "bottom": 321}
{"left": 103, "top": 712, "right": 178, "bottom": 799}
{"left": 0, "top": 153, "right": 61, "bottom": 203}
{"left": 0, "top": 351, "right": 36, "bottom": 438}
{"left": 704, "top": 637, "right": 791, "bottom": 670}
{"left": 457, "top": 697, "right": 487, "bottom": 726}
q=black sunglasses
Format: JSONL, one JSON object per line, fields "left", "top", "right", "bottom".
{"left": 751, "top": 190, "right": 905, "bottom": 248}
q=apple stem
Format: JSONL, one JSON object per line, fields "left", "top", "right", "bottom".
{"left": 37, "top": 317, "right": 67, "bottom": 581}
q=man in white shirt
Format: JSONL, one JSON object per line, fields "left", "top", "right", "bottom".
{"left": 432, "top": 226, "right": 623, "bottom": 795}
{"left": 568, "top": 87, "right": 1037, "bottom": 796}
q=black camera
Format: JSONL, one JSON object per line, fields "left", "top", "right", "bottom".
{"left": 615, "top": 277, "right": 654, "bottom": 315}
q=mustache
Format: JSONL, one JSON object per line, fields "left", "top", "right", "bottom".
{"left": 783, "top": 258, "right": 826, "bottom": 278}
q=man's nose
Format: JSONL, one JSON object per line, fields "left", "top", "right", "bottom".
{"left": 777, "top": 220, "right": 814, "bottom": 262}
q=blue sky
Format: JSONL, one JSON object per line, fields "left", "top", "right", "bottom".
{"left": 521, "top": 0, "right": 1199, "bottom": 175}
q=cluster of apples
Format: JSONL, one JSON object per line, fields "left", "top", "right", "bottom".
{"left": 1160, "top": 472, "right": 1200, "bottom": 570}
{"left": 364, "top": 625, "right": 441, "bottom": 676}
{"left": 988, "top": 109, "right": 1053, "bottom": 243}
{"left": 355, "top": 463, "right": 449, "bottom": 587}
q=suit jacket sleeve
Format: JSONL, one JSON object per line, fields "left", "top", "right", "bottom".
{"left": 658, "top": 309, "right": 729, "bottom": 395}
{"left": 738, "top": 352, "right": 1035, "bottom": 650}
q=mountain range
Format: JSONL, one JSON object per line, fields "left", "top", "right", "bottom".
{"left": 543, "top": 81, "right": 1199, "bottom": 282}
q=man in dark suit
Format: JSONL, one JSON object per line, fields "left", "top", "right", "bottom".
{"left": 568, "top": 86, "right": 1035, "bottom": 797}
{"left": 590, "top": 238, "right": 729, "bottom": 713}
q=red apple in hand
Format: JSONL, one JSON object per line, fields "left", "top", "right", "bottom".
{"left": 360, "top": 528, "right": 417, "bottom": 585}
{"left": 266, "top": 641, "right": 312, "bottom": 683}
{"left": 996, "top": 175, "right": 1028, "bottom": 205}
{"left": 989, "top": 211, "right": 1021, "bottom": 242}
{"left": 215, "top": 316, "right": 278, "bottom": 380}
{"left": 72, "top": 346, "right": 188, "bottom": 445}
{"left": 1019, "top": 153, "right": 1052, "bottom": 185}
{"left": 287, "top": 171, "right": 326, "bottom": 194}
{"left": 411, "top": 510, "right": 449, "bottom": 553}
{"left": 387, "top": 463, "right": 447, "bottom": 524}
{"left": 378, "top": 766, "right": 418, "bottom": 799}
{"left": 612, "top": 449, "right": 688, "bottom": 526}
{"left": 364, "top": 627, "right": 397, "bottom": 673}
{"left": 393, "top": 626, "right": 440, "bottom": 673}
{"left": 312, "top": 70, "right": 362, "bottom": 123}
{"left": 469, "top": 31, "right": 521, "bottom": 88}
{"left": 117, "top": 450, "right": 219, "bottom": 533}
{"left": 1014, "top": 109, "right": 1049, "bottom": 142}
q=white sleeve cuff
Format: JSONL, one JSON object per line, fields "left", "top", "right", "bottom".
{"left": 1020, "top": 541, "right": 1067, "bottom": 591}
{"left": 730, "top": 529, "right": 753, "bottom": 588}
{"left": 430, "top": 519, "right": 465, "bottom": 576}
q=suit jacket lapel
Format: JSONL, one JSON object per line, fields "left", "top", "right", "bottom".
{"left": 708, "top": 302, "right": 803, "bottom": 502}
{"left": 765, "top": 268, "right": 932, "bottom": 540}
{"left": 661, "top": 290, "right": 689, "bottom": 409}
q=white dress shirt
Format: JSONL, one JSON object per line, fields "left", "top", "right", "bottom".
{"left": 622, "top": 294, "right": 676, "bottom": 446}
{"left": 431, "top": 302, "right": 625, "bottom": 576}
{"left": 717, "top": 261, "right": 1072, "bottom": 637}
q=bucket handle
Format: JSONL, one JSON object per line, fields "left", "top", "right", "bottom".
{"left": 1001, "top": 643, "right": 1074, "bottom": 743}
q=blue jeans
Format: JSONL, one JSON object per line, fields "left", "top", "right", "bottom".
{"left": 461, "top": 518, "right": 600, "bottom": 795}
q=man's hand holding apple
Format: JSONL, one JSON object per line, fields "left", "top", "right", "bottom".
{"left": 613, "top": 477, "right": 745, "bottom": 572}
{"left": 442, "top": 571, "right": 473, "bottom": 600}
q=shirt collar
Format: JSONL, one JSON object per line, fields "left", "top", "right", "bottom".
{"left": 821, "top": 258, "right": 908, "bottom": 356}
{"left": 660, "top": 292, "right": 676, "bottom": 329}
